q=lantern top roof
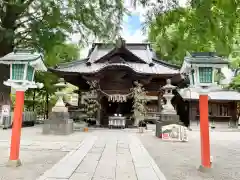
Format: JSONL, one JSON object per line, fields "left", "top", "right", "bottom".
{"left": 0, "top": 49, "right": 47, "bottom": 71}
{"left": 184, "top": 52, "right": 229, "bottom": 64}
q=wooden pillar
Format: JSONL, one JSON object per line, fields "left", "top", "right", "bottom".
{"left": 229, "top": 102, "right": 237, "bottom": 127}
{"left": 77, "top": 89, "right": 81, "bottom": 107}
{"left": 157, "top": 92, "right": 162, "bottom": 112}
{"left": 8, "top": 90, "right": 25, "bottom": 167}
{"left": 199, "top": 94, "right": 211, "bottom": 170}
{"left": 96, "top": 93, "right": 101, "bottom": 126}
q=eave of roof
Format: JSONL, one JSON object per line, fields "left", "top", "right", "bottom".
{"left": 179, "top": 88, "right": 240, "bottom": 101}
{"left": 152, "top": 58, "right": 180, "bottom": 70}
{"left": 50, "top": 61, "right": 180, "bottom": 76}
{"left": 54, "top": 58, "right": 88, "bottom": 68}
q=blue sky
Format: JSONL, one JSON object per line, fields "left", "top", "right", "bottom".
{"left": 123, "top": 14, "right": 142, "bottom": 35}
{"left": 76, "top": 0, "right": 190, "bottom": 57}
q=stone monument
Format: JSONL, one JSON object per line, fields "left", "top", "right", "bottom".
{"left": 42, "top": 78, "right": 74, "bottom": 135}
{"left": 156, "top": 79, "right": 188, "bottom": 141}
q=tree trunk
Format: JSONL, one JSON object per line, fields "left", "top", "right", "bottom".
{"left": 32, "top": 89, "right": 36, "bottom": 111}
{"left": 0, "top": 41, "right": 13, "bottom": 57}
{"left": 0, "top": 2, "right": 27, "bottom": 57}
{"left": 45, "top": 92, "right": 49, "bottom": 119}
{"left": 134, "top": 110, "right": 144, "bottom": 126}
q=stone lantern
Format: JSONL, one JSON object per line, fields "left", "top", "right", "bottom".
{"left": 0, "top": 49, "right": 47, "bottom": 167}
{"left": 52, "top": 78, "right": 67, "bottom": 112}
{"left": 0, "top": 49, "right": 46, "bottom": 90}
{"left": 161, "top": 79, "right": 177, "bottom": 115}
{"left": 180, "top": 52, "right": 229, "bottom": 171}
{"left": 42, "top": 78, "right": 74, "bottom": 135}
{"left": 155, "top": 79, "right": 186, "bottom": 139}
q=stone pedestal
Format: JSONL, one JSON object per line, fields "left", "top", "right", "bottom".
{"left": 42, "top": 112, "right": 74, "bottom": 135}
{"left": 155, "top": 114, "right": 181, "bottom": 137}
{"left": 42, "top": 93, "right": 74, "bottom": 135}
{"left": 155, "top": 79, "right": 187, "bottom": 141}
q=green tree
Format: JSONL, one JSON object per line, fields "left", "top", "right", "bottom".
{"left": 82, "top": 81, "right": 100, "bottom": 120}
{"left": 0, "top": 0, "right": 127, "bottom": 57}
{"left": 147, "top": 0, "right": 240, "bottom": 65}
{"left": 25, "top": 43, "right": 80, "bottom": 118}
{"left": 131, "top": 81, "right": 148, "bottom": 126}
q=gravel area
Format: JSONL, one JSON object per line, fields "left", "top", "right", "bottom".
{"left": 138, "top": 130, "right": 240, "bottom": 180}
{"left": 0, "top": 149, "right": 67, "bottom": 180}
{"left": 0, "top": 126, "right": 87, "bottom": 180}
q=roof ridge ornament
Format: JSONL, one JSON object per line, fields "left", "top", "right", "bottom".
{"left": 13, "top": 48, "right": 35, "bottom": 54}
{"left": 115, "top": 36, "right": 126, "bottom": 48}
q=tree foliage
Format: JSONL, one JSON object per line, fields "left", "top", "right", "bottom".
{"left": 148, "top": 0, "right": 240, "bottom": 65}
{"left": 131, "top": 81, "right": 148, "bottom": 117}
{"left": 0, "top": 0, "right": 127, "bottom": 57}
{"left": 82, "top": 81, "right": 100, "bottom": 119}
{"left": 24, "top": 43, "right": 80, "bottom": 116}
{"left": 0, "top": 0, "right": 154, "bottom": 117}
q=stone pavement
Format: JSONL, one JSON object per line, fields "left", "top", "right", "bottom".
{"left": 37, "top": 131, "right": 166, "bottom": 180}
{"left": 2, "top": 125, "right": 240, "bottom": 180}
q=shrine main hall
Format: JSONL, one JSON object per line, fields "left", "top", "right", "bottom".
{"left": 50, "top": 40, "right": 240, "bottom": 128}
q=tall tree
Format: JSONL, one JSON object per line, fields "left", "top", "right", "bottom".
{"left": 0, "top": 0, "right": 126, "bottom": 57}
{"left": 25, "top": 42, "right": 80, "bottom": 117}
{"left": 147, "top": 0, "right": 240, "bottom": 65}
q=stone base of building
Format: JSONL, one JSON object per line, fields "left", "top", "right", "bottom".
{"left": 42, "top": 112, "right": 74, "bottom": 135}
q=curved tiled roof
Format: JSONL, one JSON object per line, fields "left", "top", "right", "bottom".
{"left": 52, "top": 61, "right": 179, "bottom": 75}
{"left": 51, "top": 43, "right": 180, "bottom": 75}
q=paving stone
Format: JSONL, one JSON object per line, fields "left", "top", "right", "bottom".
{"left": 7, "top": 127, "right": 166, "bottom": 180}
{"left": 116, "top": 163, "right": 135, "bottom": 174}
{"left": 93, "top": 142, "right": 106, "bottom": 148}
{"left": 117, "top": 143, "right": 128, "bottom": 149}
{"left": 84, "top": 152, "right": 102, "bottom": 161}
{"left": 38, "top": 136, "right": 97, "bottom": 179}
{"left": 98, "top": 159, "right": 116, "bottom": 167}
{"left": 116, "top": 158, "right": 133, "bottom": 166}
{"left": 117, "top": 147, "right": 130, "bottom": 154}
{"left": 75, "top": 159, "right": 98, "bottom": 174}
{"left": 135, "top": 167, "right": 159, "bottom": 180}
{"left": 45, "top": 178, "right": 69, "bottom": 180}
{"left": 90, "top": 147, "right": 104, "bottom": 153}
{"left": 116, "top": 172, "right": 137, "bottom": 180}
{"left": 94, "top": 165, "right": 116, "bottom": 179}
{"left": 92, "top": 177, "right": 114, "bottom": 180}
{"left": 70, "top": 172, "right": 92, "bottom": 180}
{"left": 116, "top": 153, "right": 132, "bottom": 162}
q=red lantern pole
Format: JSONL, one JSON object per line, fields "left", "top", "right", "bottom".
{"left": 199, "top": 93, "right": 211, "bottom": 171}
{"left": 7, "top": 90, "right": 25, "bottom": 167}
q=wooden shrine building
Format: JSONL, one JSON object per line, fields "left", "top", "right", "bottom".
{"left": 50, "top": 40, "right": 187, "bottom": 126}
{"left": 50, "top": 40, "right": 240, "bottom": 128}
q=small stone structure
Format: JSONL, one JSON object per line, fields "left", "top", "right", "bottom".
{"left": 156, "top": 79, "right": 187, "bottom": 141}
{"left": 42, "top": 79, "right": 74, "bottom": 135}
